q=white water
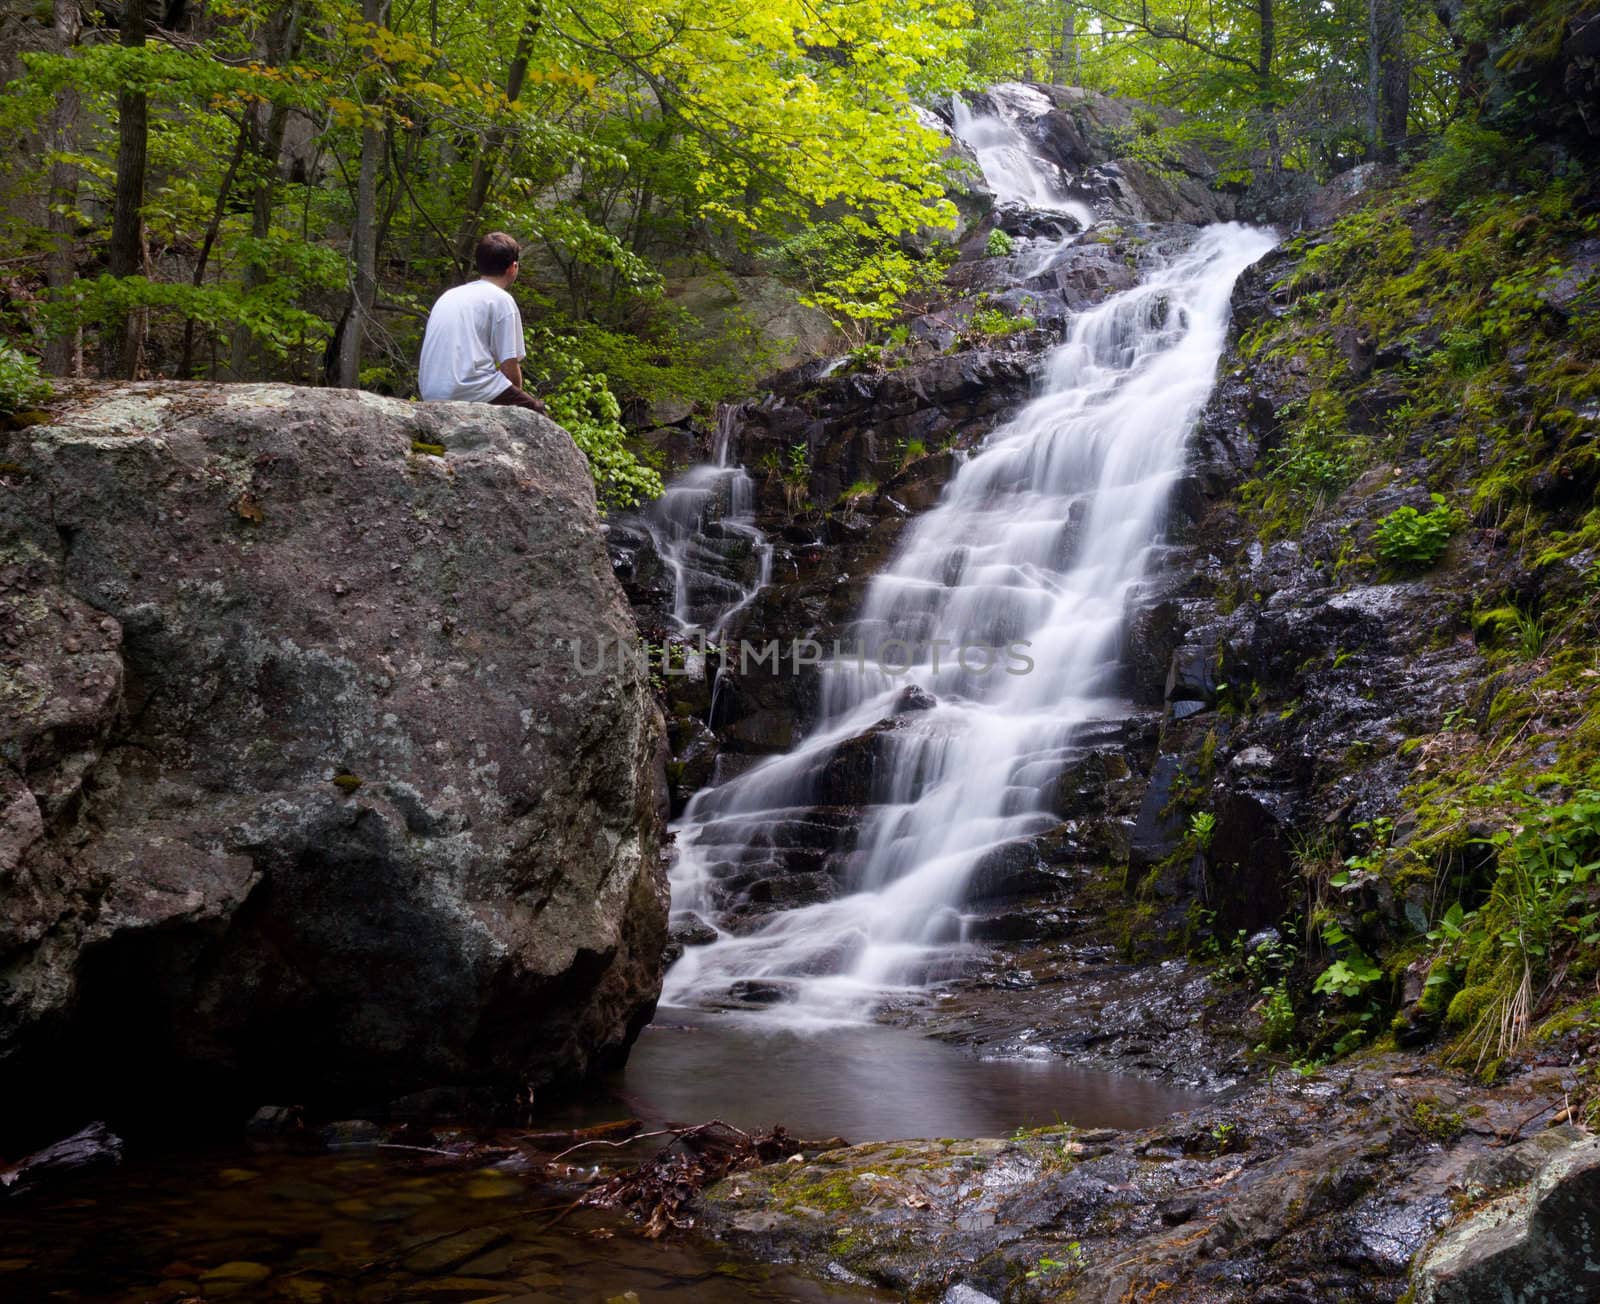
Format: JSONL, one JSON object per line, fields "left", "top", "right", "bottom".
{"left": 664, "top": 222, "right": 1275, "bottom": 1025}
{"left": 951, "top": 84, "right": 1095, "bottom": 230}
{"left": 636, "top": 405, "right": 772, "bottom": 639}
{"left": 658, "top": 94, "right": 1275, "bottom": 1024}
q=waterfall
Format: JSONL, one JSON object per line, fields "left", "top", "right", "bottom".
{"left": 950, "top": 85, "right": 1094, "bottom": 230}
{"left": 660, "top": 100, "right": 1276, "bottom": 1026}
{"left": 636, "top": 404, "right": 772, "bottom": 639}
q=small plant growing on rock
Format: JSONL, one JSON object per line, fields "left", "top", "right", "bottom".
{"left": 1312, "top": 933, "right": 1383, "bottom": 1000}
{"left": 838, "top": 479, "right": 877, "bottom": 512}
{"left": 1257, "top": 981, "right": 1297, "bottom": 1052}
{"left": 1026, "top": 1242, "right": 1088, "bottom": 1280}
{"left": 1372, "top": 493, "right": 1462, "bottom": 569}
{"left": 782, "top": 443, "right": 811, "bottom": 512}
{"left": 984, "top": 228, "right": 1014, "bottom": 257}
{"left": 965, "top": 305, "right": 1033, "bottom": 340}
{"left": 1472, "top": 603, "right": 1550, "bottom": 659}
{"left": 896, "top": 436, "right": 928, "bottom": 468}
{"left": 1312, "top": 918, "right": 1385, "bottom": 1054}
{"left": 1188, "top": 810, "right": 1216, "bottom": 850}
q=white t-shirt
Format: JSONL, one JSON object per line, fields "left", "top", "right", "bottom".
{"left": 417, "top": 279, "right": 524, "bottom": 402}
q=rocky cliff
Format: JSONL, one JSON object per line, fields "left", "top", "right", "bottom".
{"left": 606, "top": 84, "right": 1600, "bottom": 1300}
{"left": 0, "top": 384, "right": 668, "bottom": 1141}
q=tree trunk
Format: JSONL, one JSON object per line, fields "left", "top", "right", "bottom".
{"left": 106, "top": 0, "right": 149, "bottom": 378}
{"left": 1257, "top": 0, "right": 1281, "bottom": 175}
{"left": 43, "top": 0, "right": 82, "bottom": 376}
{"left": 231, "top": 0, "right": 302, "bottom": 378}
{"left": 1366, "top": 0, "right": 1382, "bottom": 157}
{"left": 336, "top": 0, "right": 387, "bottom": 389}
{"left": 455, "top": 0, "right": 544, "bottom": 273}
{"left": 1058, "top": 4, "right": 1080, "bottom": 86}
{"left": 1430, "top": 0, "right": 1485, "bottom": 114}
{"left": 1376, "top": 0, "right": 1410, "bottom": 158}
{"left": 179, "top": 119, "right": 251, "bottom": 377}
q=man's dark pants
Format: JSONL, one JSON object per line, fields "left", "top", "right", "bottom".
{"left": 490, "top": 385, "right": 546, "bottom": 413}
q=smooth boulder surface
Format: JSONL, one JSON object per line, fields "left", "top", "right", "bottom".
{"left": 0, "top": 383, "right": 667, "bottom": 1137}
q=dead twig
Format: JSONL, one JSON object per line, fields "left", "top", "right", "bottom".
{"left": 580, "top": 1120, "right": 804, "bottom": 1239}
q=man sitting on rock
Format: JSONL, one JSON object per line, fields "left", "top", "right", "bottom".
{"left": 417, "top": 232, "right": 547, "bottom": 412}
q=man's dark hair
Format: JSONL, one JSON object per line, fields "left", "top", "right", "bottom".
{"left": 475, "top": 232, "right": 521, "bottom": 277}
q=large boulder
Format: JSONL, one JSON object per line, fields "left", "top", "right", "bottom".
{"left": 1413, "top": 1135, "right": 1600, "bottom": 1303}
{"left": 0, "top": 384, "right": 668, "bottom": 1138}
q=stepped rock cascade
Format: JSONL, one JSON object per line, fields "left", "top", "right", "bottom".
{"left": 950, "top": 85, "right": 1095, "bottom": 231}
{"left": 634, "top": 405, "right": 773, "bottom": 638}
{"left": 664, "top": 107, "right": 1276, "bottom": 1025}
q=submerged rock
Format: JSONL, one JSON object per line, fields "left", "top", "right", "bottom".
{"left": 0, "top": 383, "right": 667, "bottom": 1139}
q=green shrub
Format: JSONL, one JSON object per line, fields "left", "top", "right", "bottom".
{"left": 526, "top": 328, "right": 663, "bottom": 511}
{"left": 1413, "top": 121, "right": 1522, "bottom": 208}
{"left": 966, "top": 305, "right": 1031, "bottom": 338}
{"left": 1269, "top": 442, "right": 1351, "bottom": 495}
{"left": 984, "top": 228, "right": 1014, "bottom": 257}
{"left": 1446, "top": 788, "right": 1600, "bottom": 1064}
{"left": 1257, "top": 396, "right": 1359, "bottom": 501}
{"left": 761, "top": 222, "right": 954, "bottom": 345}
{"left": 1373, "top": 494, "right": 1462, "bottom": 568}
{"left": 0, "top": 343, "right": 51, "bottom": 415}
{"left": 1435, "top": 327, "right": 1491, "bottom": 375}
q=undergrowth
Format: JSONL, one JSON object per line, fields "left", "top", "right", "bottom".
{"left": 1201, "top": 127, "right": 1600, "bottom": 1072}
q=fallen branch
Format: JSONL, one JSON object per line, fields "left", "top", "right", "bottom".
{"left": 581, "top": 1120, "right": 812, "bottom": 1238}
{"left": 550, "top": 1118, "right": 746, "bottom": 1165}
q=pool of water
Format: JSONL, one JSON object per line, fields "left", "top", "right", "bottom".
{"left": 0, "top": 1143, "right": 888, "bottom": 1303}
{"left": 0, "top": 1016, "right": 1205, "bottom": 1301}
{"left": 613, "top": 1009, "right": 1205, "bottom": 1139}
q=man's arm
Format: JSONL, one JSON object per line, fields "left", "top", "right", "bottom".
{"left": 498, "top": 358, "right": 524, "bottom": 390}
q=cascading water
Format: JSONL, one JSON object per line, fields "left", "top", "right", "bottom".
{"left": 948, "top": 86, "right": 1095, "bottom": 299}
{"left": 950, "top": 84, "right": 1094, "bottom": 231}
{"left": 635, "top": 405, "right": 772, "bottom": 639}
{"left": 661, "top": 98, "right": 1276, "bottom": 1026}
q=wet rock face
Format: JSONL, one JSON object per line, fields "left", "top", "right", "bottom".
{"left": 633, "top": 233, "right": 1176, "bottom": 689}
{"left": 943, "top": 83, "right": 1238, "bottom": 226}
{"left": 1099, "top": 239, "right": 1510, "bottom": 947}
{"left": 621, "top": 225, "right": 1198, "bottom": 932}
{"left": 0, "top": 384, "right": 668, "bottom": 1139}
{"left": 698, "top": 1060, "right": 1576, "bottom": 1303}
